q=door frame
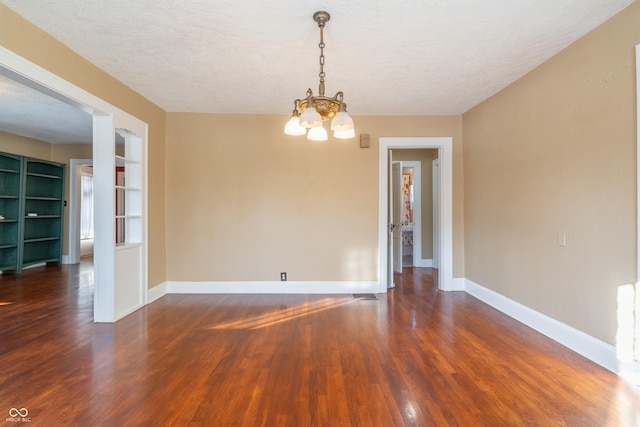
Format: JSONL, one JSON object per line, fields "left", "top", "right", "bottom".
{"left": 636, "top": 44, "right": 640, "bottom": 285}
{"left": 379, "top": 137, "right": 453, "bottom": 292}
{"left": 0, "top": 45, "right": 148, "bottom": 322}
{"left": 68, "top": 158, "right": 93, "bottom": 264}
{"left": 432, "top": 158, "right": 440, "bottom": 269}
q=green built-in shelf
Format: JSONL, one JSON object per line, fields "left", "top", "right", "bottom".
{"left": 0, "top": 152, "right": 65, "bottom": 273}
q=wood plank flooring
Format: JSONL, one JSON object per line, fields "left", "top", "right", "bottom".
{"left": 1, "top": 263, "right": 639, "bottom": 426}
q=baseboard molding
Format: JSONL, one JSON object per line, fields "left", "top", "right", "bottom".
{"left": 416, "top": 259, "right": 433, "bottom": 268}
{"left": 464, "top": 278, "right": 619, "bottom": 374}
{"left": 452, "top": 277, "right": 465, "bottom": 291}
{"left": 167, "top": 280, "right": 380, "bottom": 294}
{"left": 115, "top": 303, "right": 144, "bottom": 322}
{"left": 148, "top": 281, "right": 168, "bottom": 303}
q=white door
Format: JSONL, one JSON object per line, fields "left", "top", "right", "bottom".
{"left": 391, "top": 161, "right": 403, "bottom": 274}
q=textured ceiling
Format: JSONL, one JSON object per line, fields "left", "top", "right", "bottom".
{"left": 0, "top": 0, "right": 634, "bottom": 143}
{"left": 0, "top": 73, "right": 93, "bottom": 144}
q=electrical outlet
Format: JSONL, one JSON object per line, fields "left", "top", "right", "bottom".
{"left": 281, "top": 272, "right": 287, "bottom": 281}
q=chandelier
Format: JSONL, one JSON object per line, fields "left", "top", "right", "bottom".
{"left": 284, "top": 11, "right": 355, "bottom": 141}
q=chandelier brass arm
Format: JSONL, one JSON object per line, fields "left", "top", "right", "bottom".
{"left": 298, "top": 89, "right": 344, "bottom": 121}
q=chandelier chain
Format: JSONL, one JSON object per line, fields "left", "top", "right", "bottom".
{"left": 318, "top": 25, "right": 326, "bottom": 96}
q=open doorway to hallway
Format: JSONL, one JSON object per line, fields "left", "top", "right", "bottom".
{"left": 379, "top": 136, "right": 453, "bottom": 292}
{"left": 390, "top": 149, "right": 440, "bottom": 291}
{"left": 391, "top": 149, "right": 439, "bottom": 271}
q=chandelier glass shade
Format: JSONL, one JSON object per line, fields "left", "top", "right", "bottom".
{"left": 284, "top": 11, "right": 355, "bottom": 141}
{"left": 283, "top": 109, "right": 306, "bottom": 136}
{"left": 307, "top": 126, "right": 328, "bottom": 141}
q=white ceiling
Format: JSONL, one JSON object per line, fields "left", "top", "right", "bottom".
{"left": 0, "top": 0, "right": 634, "bottom": 143}
{"left": 0, "top": 73, "right": 93, "bottom": 144}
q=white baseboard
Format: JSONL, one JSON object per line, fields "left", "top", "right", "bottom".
{"left": 452, "top": 277, "right": 465, "bottom": 291}
{"left": 148, "top": 281, "right": 168, "bottom": 303}
{"left": 115, "top": 303, "right": 144, "bottom": 322}
{"left": 167, "top": 281, "right": 380, "bottom": 294}
{"left": 416, "top": 259, "right": 433, "bottom": 268}
{"left": 464, "top": 278, "right": 619, "bottom": 374}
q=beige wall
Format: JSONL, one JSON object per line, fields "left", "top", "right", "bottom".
{"left": 392, "top": 149, "right": 439, "bottom": 259}
{"left": 0, "top": 130, "right": 52, "bottom": 159}
{"left": 462, "top": 2, "right": 639, "bottom": 345}
{"left": 0, "top": 4, "right": 168, "bottom": 287}
{"left": 166, "top": 114, "right": 463, "bottom": 282}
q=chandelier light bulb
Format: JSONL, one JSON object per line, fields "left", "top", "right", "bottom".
{"left": 330, "top": 109, "right": 354, "bottom": 131}
{"left": 307, "top": 126, "right": 328, "bottom": 141}
{"left": 284, "top": 111, "right": 307, "bottom": 136}
{"left": 299, "top": 106, "right": 322, "bottom": 128}
{"left": 333, "top": 128, "right": 355, "bottom": 139}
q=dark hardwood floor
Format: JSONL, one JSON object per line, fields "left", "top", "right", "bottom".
{"left": 1, "top": 262, "right": 638, "bottom": 426}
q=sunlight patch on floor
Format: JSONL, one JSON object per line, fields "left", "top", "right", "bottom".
{"left": 205, "top": 297, "right": 354, "bottom": 330}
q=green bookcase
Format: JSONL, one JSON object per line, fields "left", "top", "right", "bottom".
{"left": 21, "top": 157, "right": 65, "bottom": 271}
{"left": 0, "top": 152, "right": 65, "bottom": 273}
{"left": 0, "top": 153, "right": 23, "bottom": 272}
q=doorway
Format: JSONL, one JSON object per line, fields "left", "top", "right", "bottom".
{"left": 401, "top": 163, "right": 420, "bottom": 268}
{"left": 389, "top": 160, "right": 422, "bottom": 274}
{"left": 69, "top": 159, "right": 94, "bottom": 263}
{"left": 378, "top": 137, "right": 453, "bottom": 292}
{"left": 1, "top": 45, "right": 149, "bottom": 322}
{"left": 80, "top": 166, "right": 94, "bottom": 257}
{"left": 391, "top": 157, "right": 431, "bottom": 269}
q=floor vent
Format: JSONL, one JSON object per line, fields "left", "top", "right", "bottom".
{"left": 352, "top": 293, "right": 377, "bottom": 300}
